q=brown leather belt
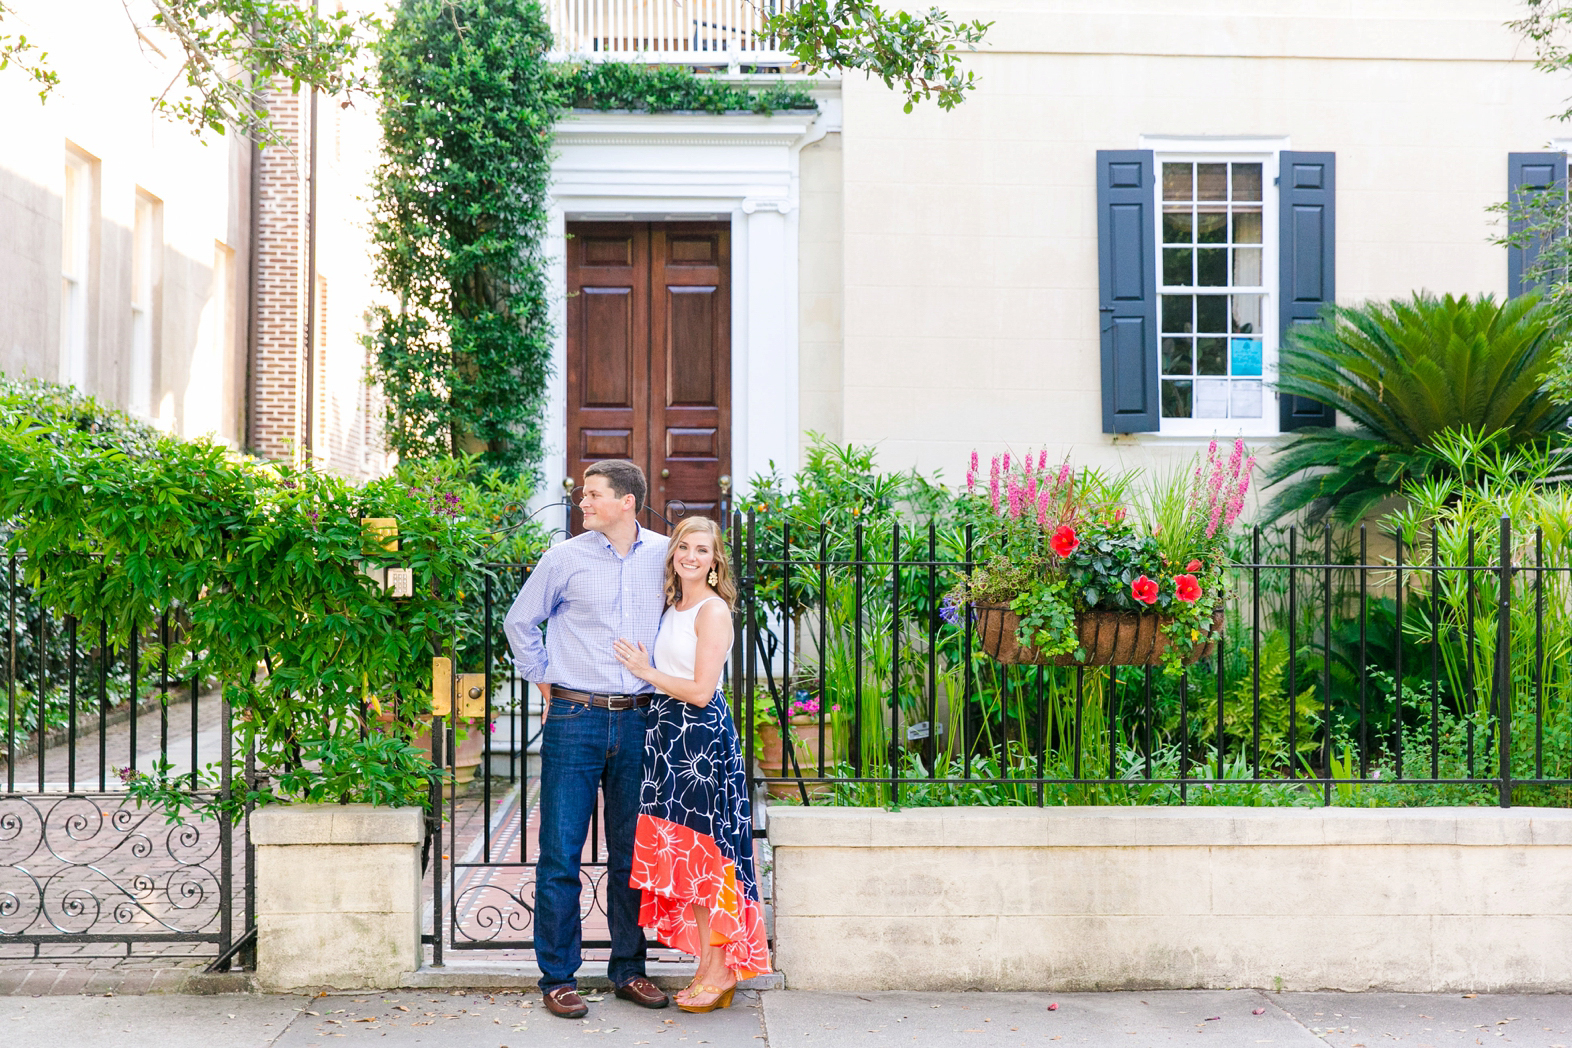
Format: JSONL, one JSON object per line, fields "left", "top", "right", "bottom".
{"left": 549, "top": 685, "right": 652, "bottom": 711}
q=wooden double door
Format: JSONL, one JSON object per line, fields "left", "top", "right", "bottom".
{"left": 566, "top": 221, "right": 731, "bottom": 533}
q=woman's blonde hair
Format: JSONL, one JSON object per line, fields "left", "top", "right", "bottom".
{"left": 663, "top": 516, "right": 737, "bottom": 610}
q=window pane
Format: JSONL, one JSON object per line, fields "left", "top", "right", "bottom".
{"left": 1231, "top": 294, "right": 1262, "bottom": 334}
{"left": 1232, "top": 247, "right": 1262, "bottom": 286}
{"left": 1162, "top": 209, "right": 1193, "bottom": 244}
{"left": 1197, "top": 163, "right": 1227, "bottom": 201}
{"left": 1196, "top": 209, "right": 1228, "bottom": 244}
{"left": 1194, "top": 377, "right": 1229, "bottom": 418}
{"left": 1196, "top": 295, "right": 1228, "bottom": 332}
{"left": 1163, "top": 248, "right": 1193, "bottom": 286}
{"left": 1162, "top": 379, "right": 1193, "bottom": 418}
{"left": 1231, "top": 163, "right": 1263, "bottom": 201}
{"left": 1231, "top": 379, "right": 1263, "bottom": 418}
{"left": 1163, "top": 162, "right": 1193, "bottom": 201}
{"left": 1161, "top": 295, "right": 1193, "bottom": 333}
{"left": 1231, "top": 338, "right": 1263, "bottom": 376}
{"left": 1162, "top": 337, "right": 1194, "bottom": 375}
{"left": 1197, "top": 248, "right": 1227, "bottom": 286}
{"left": 1197, "top": 337, "right": 1227, "bottom": 375}
{"left": 1232, "top": 209, "right": 1262, "bottom": 244}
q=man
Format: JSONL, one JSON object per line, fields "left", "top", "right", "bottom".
{"left": 503, "top": 460, "right": 671, "bottom": 1018}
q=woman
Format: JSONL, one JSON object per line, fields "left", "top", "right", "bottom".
{"left": 611, "top": 516, "right": 770, "bottom": 1013}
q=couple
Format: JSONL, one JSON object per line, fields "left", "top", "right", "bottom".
{"left": 503, "top": 459, "right": 770, "bottom": 1020}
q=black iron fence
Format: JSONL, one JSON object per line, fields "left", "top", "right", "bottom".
{"left": 728, "top": 513, "right": 1572, "bottom": 810}
{"left": 12, "top": 506, "right": 1568, "bottom": 964}
{"left": 0, "top": 557, "right": 245, "bottom": 965}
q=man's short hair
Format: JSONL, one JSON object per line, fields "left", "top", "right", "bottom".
{"left": 584, "top": 460, "right": 647, "bottom": 513}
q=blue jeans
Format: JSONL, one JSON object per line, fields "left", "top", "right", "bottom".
{"left": 534, "top": 696, "right": 649, "bottom": 992}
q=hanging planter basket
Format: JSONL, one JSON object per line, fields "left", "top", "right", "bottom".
{"left": 973, "top": 603, "right": 1224, "bottom": 667}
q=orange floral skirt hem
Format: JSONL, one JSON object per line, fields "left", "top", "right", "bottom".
{"left": 630, "top": 814, "right": 772, "bottom": 978}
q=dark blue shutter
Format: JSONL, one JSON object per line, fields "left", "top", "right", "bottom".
{"left": 1097, "top": 150, "right": 1158, "bottom": 433}
{"left": 1508, "top": 152, "right": 1567, "bottom": 298}
{"left": 1278, "top": 151, "right": 1337, "bottom": 431}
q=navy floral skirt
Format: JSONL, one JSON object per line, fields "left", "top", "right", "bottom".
{"left": 630, "top": 691, "right": 770, "bottom": 976}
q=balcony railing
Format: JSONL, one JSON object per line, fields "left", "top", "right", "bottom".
{"left": 547, "top": 0, "right": 798, "bottom": 62}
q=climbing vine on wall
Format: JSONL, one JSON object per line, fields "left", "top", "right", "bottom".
{"left": 366, "top": 0, "right": 558, "bottom": 479}
{"left": 366, "top": 0, "right": 821, "bottom": 479}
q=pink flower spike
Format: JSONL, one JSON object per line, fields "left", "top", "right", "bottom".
{"left": 1002, "top": 452, "right": 1011, "bottom": 473}
{"left": 1207, "top": 497, "right": 1225, "bottom": 539}
{"left": 1037, "top": 489, "right": 1050, "bottom": 528}
{"left": 1057, "top": 462, "right": 1072, "bottom": 487}
{"left": 1026, "top": 473, "right": 1038, "bottom": 505}
{"left": 1008, "top": 476, "right": 1025, "bottom": 519}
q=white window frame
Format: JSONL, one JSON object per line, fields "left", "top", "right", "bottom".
{"left": 60, "top": 150, "right": 95, "bottom": 388}
{"left": 130, "top": 192, "right": 161, "bottom": 418}
{"left": 1142, "top": 137, "right": 1285, "bottom": 439}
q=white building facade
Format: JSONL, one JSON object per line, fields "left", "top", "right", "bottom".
{"left": 3, "top": 0, "right": 1568, "bottom": 500}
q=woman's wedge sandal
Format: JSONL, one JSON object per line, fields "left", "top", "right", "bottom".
{"left": 676, "top": 985, "right": 736, "bottom": 1013}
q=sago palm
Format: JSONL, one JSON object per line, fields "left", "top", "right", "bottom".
{"left": 1264, "top": 292, "right": 1570, "bottom": 524}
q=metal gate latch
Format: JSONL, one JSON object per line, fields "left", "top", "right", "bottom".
{"left": 431, "top": 656, "right": 488, "bottom": 718}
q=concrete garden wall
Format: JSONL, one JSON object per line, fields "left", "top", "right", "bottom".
{"left": 252, "top": 805, "right": 424, "bottom": 991}
{"left": 766, "top": 805, "right": 1572, "bottom": 993}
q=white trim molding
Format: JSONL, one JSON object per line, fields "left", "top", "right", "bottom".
{"left": 537, "top": 106, "right": 835, "bottom": 518}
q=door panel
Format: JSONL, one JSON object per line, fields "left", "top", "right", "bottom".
{"left": 651, "top": 224, "right": 730, "bottom": 525}
{"left": 581, "top": 289, "right": 634, "bottom": 406}
{"left": 566, "top": 224, "right": 649, "bottom": 533}
{"left": 565, "top": 221, "right": 730, "bottom": 533}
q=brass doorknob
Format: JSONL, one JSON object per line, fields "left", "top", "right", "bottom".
{"left": 719, "top": 474, "right": 731, "bottom": 493}
{"left": 661, "top": 468, "right": 670, "bottom": 479}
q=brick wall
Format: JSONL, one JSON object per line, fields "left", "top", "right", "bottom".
{"left": 250, "top": 86, "right": 387, "bottom": 478}
{"left": 250, "top": 87, "right": 308, "bottom": 464}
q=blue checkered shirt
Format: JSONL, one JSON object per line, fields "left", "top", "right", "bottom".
{"left": 503, "top": 525, "right": 670, "bottom": 694}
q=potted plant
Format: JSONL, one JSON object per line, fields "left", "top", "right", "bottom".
{"left": 754, "top": 690, "right": 836, "bottom": 798}
{"left": 947, "top": 441, "right": 1253, "bottom": 669}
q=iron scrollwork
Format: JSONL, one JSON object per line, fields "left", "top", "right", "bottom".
{"left": 0, "top": 794, "right": 223, "bottom": 939}
{"left": 450, "top": 864, "right": 608, "bottom": 945}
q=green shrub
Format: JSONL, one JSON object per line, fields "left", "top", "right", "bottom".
{"left": 1264, "top": 293, "right": 1570, "bottom": 524}
{"left": 554, "top": 62, "right": 816, "bottom": 115}
{"left": 0, "top": 379, "right": 547, "bottom": 819}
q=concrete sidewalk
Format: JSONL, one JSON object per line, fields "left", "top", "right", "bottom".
{"left": 6, "top": 988, "right": 1572, "bottom": 1047}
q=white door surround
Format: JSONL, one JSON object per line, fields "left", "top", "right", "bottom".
{"left": 538, "top": 99, "right": 840, "bottom": 520}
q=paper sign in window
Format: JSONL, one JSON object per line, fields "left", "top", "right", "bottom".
{"left": 1231, "top": 338, "right": 1263, "bottom": 376}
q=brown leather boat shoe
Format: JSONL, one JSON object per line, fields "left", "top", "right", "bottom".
{"left": 615, "top": 976, "right": 671, "bottom": 1009}
{"left": 543, "top": 986, "right": 589, "bottom": 1019}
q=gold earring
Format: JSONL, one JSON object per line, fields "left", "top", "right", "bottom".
{"left": 707, "top": 568, "right": 719, "bottom": 586}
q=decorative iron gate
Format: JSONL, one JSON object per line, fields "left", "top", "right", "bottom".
{"left": 424, "top": 502, "right": 736, "bottom": 964}
{"left": 1, "top": 560, "right": 248, "bottom": 968}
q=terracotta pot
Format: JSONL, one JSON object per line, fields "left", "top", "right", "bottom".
{"left": 755, "top": 715, "right": 833, "bottom": 799}
{"left": 974, "top": 604, "right": 1225, "bottom": 667}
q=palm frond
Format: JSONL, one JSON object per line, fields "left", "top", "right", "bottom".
{"left": 1265, "top": 293, "right": 1570, "bottom": 524}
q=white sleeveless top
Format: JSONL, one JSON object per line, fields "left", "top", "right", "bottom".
{"left": 652, "top": 595, "right": 728, "bottom": 681}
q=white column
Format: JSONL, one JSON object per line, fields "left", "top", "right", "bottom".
{"left": 739, "top": 200, "right": 798, "bottom": 488}
{"left": 529, "top": 206, "right": 571, "bottom": 533}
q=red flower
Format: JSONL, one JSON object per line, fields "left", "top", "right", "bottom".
{"left": 1050, "top": 524, "right": 1079, "bottom": 557}
{"left": 1186, "top": 559, "right": 1203, "bottom": 573}
{"left": 1131, "top": 575, "right": 1159, "bottom": 605}
{"left": 1174, "top": 574, "right": 1201, "bottom": 603}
